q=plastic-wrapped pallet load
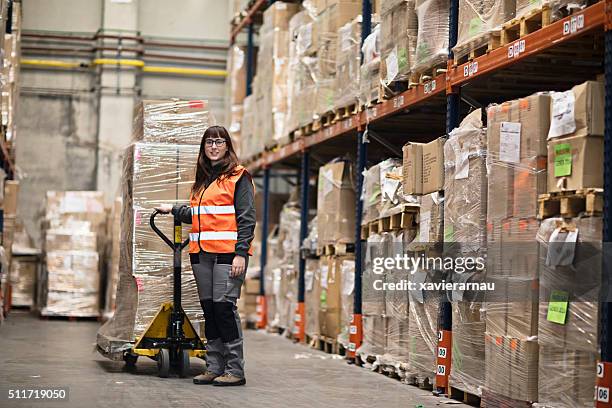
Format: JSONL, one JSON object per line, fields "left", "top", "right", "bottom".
{"left": 97, "top": 100, "right": 213, "bottom": 358}
{"left": 226, "top": 45, "right": 247, "bottom": 156}
{"left": 41, "top": 191, "right": 106, "bottom": 317}
{"left": 316, "top": 159, "right": 356, "bottom": 249}
{"left": 10, "top": 256, "right": 38, "bottom": 308}
{"left": 359, "top": 24, "right": 381, "bottom": 107}
{"left": 379, "top": 0, "right": 418, "bottom": 92}
{"left": 483, "top": 92, "right": 550, "bottom": 405}
{"left": 276, "top": 202, "right": 301, "bottom": 333}
{"left": 443, "top": 109, "right": 487, "bottom": 396}
{"left": 337, "top": 256, "right": 355, "bottom": 349}
{"left": 2, "top": 1, "right": 21, "bottom": 143}
{"left": 240, "top": 95, "right": 255, "bottom": 160}
{"left": 252, "top": 2, "right": 299, "bottom": 149}
{"left": 360, "top": 232, "right": 386, "bottom": 357}
{"left": 412, "top": 0, "right": 449, "bottom": 75}
{"left": 334, "top": 17, "right": 361, "bottom": 110}
{"left": 453, "top": 0, "right": 514, "bottom": 60}
{"left": 533, "top": 216, "right": 600, "bottom": 408}
{"left": 406, "top": 192, "right": 443, "bottom": 386}
{"left": 516, "top": 0, "right": 587, "bottom": 21}
{"left": 362, "top": 158, "right": 403, "bottom": 225}
{"left": 546, "top": 80, "right": 604, "bottom": 192}
{"left": 103, "top": 197, "right": 122, "bottom": 320}
{"left": 305, "top": 257, "right": 321, "bottom": 339}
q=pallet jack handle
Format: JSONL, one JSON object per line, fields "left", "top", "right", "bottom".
{"left": 150, "top": 210, "right": 190, "bottom": 250}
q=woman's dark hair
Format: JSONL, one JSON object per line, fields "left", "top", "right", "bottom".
{"left": 192, "top": 125, "right": 240, "bottom": 194}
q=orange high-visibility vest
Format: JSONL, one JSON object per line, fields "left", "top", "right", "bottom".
{"left": 189, "top": 165, "right": 254, "bottom": 255}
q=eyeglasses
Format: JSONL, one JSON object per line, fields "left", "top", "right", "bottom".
{"left": 205, "top": 138, "right": 226, "bottom": 147}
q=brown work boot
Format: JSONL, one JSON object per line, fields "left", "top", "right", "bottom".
{"left": 193, "top": 371, "right": 221, "bottom": 385}
{"left": 212, "top": 373, "right": 246, "bottom": 386}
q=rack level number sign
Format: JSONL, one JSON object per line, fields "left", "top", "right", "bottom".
{"left": 436, "top": 364, "right": 446, "bottom": 375}
{"left": 437, "top": 347, "right": 447, "bottom": 358}
{"left": 598, "top": 387, "right": 610, "bottom": 403}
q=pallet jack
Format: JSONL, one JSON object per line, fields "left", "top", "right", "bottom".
{"left": 122, "top": 210, "right": 206, "bottom": 378}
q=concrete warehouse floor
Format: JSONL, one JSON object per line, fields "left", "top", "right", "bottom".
{"left": 0, "top": 311, "right": 470, "bottom": 408}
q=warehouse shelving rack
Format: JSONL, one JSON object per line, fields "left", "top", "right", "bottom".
{"left": 232, "top": 0, "right": 612, "bottom": 402}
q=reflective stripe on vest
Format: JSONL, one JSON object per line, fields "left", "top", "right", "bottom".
{"left": 191, "top": 205, "right": 236, "bottom": 215}
{"left": 189, "top": 231, "right": 238, "bottom": 241}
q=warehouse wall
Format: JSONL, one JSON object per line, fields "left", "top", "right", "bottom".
{"left": 17, "top": 0, "right": 232, "bottom": 247}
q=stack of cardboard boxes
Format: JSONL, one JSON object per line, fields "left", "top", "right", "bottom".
{"left": 2, "top": 0, "right": 20, "bottom": 145}
{"left": 359, "top": 24, "right": 381, "bottom": 107}
{"left": 226, "top": 45, "right": 247, "bottom": 157}
{"left": 412, "top": 0, "right": 448, "bottom": 74}
{"left": 484, "top": 91, "right": 550, "bottom": 405}
{"left": 443, "top": 109, "right": 488, "bottom": 396}
{"left": 379, "top": 0, "right": 418, "bottom": 93}
{"left": 40, "top": 191, "right": 106, "bottom": 317}
{"left": 316, "top": 159, "right": 356, "bottom": 343}
{"left": 97, "top": 100, "right": 212, "bottom": 356}
{"left": 334, "top": 17, "right": 362, "bottom": 110}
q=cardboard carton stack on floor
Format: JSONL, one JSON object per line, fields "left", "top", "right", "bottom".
{"left": 316, "top": 159, "right": 356, "bottom": 344}
{"left": 3, "top": 180, "right": 18, "bottom": 272}
{"left": 483, "top": 92, "right": 551, "bottom": 405}
{"left": 443, "top": 109, "right": 488, "bottom": 396}
{"left": 379, "top": 0, "right": 418, "bottom": 93}
{"left": 9, "top": 221, "right": 40, "bottom": 309}
{"left": 97, "top": 100, "right": 213, "bottom": 356}
{"left": 534, "top": 216, "right": 600, "bottom": 408}
{"left": 40, "top": 191, "right": 106, "bottom": 317}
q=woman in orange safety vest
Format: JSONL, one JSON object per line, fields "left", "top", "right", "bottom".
{"left": 157, "top": 125, "right": 255, "bottom": 386}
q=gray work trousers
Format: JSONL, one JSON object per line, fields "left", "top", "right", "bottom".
{"left": 191, "top": 251, "right": 246, "bottom": 378}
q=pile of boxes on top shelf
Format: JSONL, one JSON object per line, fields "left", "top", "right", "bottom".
{"left": 2, "top": 0, "right": 21, "bottom": 151}
{"left": 97, "top": 99, "right": 213, "bottom": 357}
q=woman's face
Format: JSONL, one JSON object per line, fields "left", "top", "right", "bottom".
{"left": 204, "top": 137, "right": 228, "bottom": 162}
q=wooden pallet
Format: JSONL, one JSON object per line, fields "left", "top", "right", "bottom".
{"left": 333, "top": 103, "right": 358, "bottom": 123}
{"left": 361, "top": 204, "right": 419, "bottom": 239}
{"left": 501, "top": 5, "right": 552, "bottom": 45}
{"left": 39, "top": 313, "right": 101, "bottom": 322}
{"left": 418, "top": 63, "right": 447, "bottom": 84}
{"left": 537, "top": 188, "right": 603, "bottom": 219}
{"left": 320, "top": 111, "right": 335, "bottom": 127}
{"left": 453, "top": 30, "right": 502, "bottom": 66}
{"left": 316, "top": 242, "right": 355, "bottom": 256}
{"left": 314, "top": 336, "right": 345, "bottom": 355}
{"left": 481, "top": 389, "right": 533, "bottom": 408}
{"left": 447, "top": 385, "right": 482, "bottom": 407}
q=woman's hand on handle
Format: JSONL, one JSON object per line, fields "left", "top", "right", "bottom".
{"left": 155, "top": 204, "right": 173, "bottom": 214}
{"left": 231, "top": 255, "right": 246, "bottom": 277}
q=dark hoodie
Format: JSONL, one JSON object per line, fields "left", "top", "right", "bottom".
{"left": 172, "top": 163, "right": 256, "bottom": 259}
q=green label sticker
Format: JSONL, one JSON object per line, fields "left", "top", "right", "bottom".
{"left": 468, "top": 17, "right": 482, "bottom": 36}
{"left": 398, "top": 48, "right": 408, "bottom": 71}
{"left": 444, "top": 225, "right": 454, "bottom": 242}
{"left": 320, "top": 289, "right": 327, "bottom": 308}
{"left": 554, "top": 143, "right": 572, "bottom": 177}
{"left": 547, "top": 290, "right": 569, "bottom": 324}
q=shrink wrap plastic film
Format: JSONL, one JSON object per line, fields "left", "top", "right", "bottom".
{"left": 97, "top": 143, "right": 204, "bottom": 355}
{"left": 362, "top": 158, "right": 404, "bottom": 225}
{"left": 516, "top": 0, "right": 588, "bottom": 21}
{"left": 334, "top": 17, "right": 361, "bottom": 110}
{"left": 338, "top": 257, "right": 355, "bottom": 348}
{"left": 413, "top": 0, "right": 449, "bottom": 74}
{"left": 42, "top": 192, "right": 106, "bottom": 318}
{"left": 380, "top": 0, "right": 418, "bottom": 86}
{"left": 132, "top": 99, "right": 213, "bottom": 145}
{"left": 98, "top": 100, "right": 214, "bottom": 356}
{"left": 444, "top": 109, "right": 487, "bottom": 396}
{"left": 483, "top": 93, "right": 551, "bottom": 404}
{"left": 533, "top": 216, "right": 600, "bottom": 408}
{"left": 240, "top": 95, "right": 256, "bottom": 160}
{"left": 10, "top": 257, "right": 37, "bottom": 307}
{"left": 305, "top": 257, "right": 321, "bottom": 337}
{"left": 359, "top": 25, "right": 381, "bottom": 107}
{"left": 453, "top": 0, "right": 515, "bottom": 60}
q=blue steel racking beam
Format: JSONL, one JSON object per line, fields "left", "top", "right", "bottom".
{"left": 296, "top": 151, "right": 310, "bottom": 342}
{"left": 246, "top": 23, "right": 255, "bottom": 96}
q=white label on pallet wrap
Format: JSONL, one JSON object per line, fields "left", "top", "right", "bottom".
{"left": 436, "top": 365, "right": 446, "bottom": 375}
{"left": 499, "top": 122, "right": 521, "bottom": 163}
{"left": 438, "top": 347, "right": 447, "bottom": 358}
{"left": 598, "top": 386, "right": 610, "bottom": 403}
{"left": 393, "top": 95, "right": 404, "bottom": 108}
{"left": 598, "top": 363, "right": 605, "bottom": 378}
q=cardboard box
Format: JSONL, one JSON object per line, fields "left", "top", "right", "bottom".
{"left": 402, "top": 142, "right": 423, "bottom": 195}
{"left": 509, "top": 337, "right": 538, "bottom": 402}
{"left": 263, "top": 2, "right": 300, "bottom": 30}
{"left": 421, "top": 138, "right": 445, "bottom": 194}
{"left": 3, "top": 180, "right": 18, "bottom": 215}
{"left": 316, "top": 160, "right": 356, "bottom": 247}
{"left": 450, "top": 301, "right": 485, "bottom": 395}
{"left": 244, "top": 278, "right": 261, "bottom": 295}
{"left": 548, "top": 80, "right": 604, "bottom": 139}
{"left": 385, "top": 317, "right": 410, "bottom": 361}
{"left": 547, "top": 134, "right": 603, "bottom": 192}
{"left": 537, "top": 345, "right": 597, "bottom": 408}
